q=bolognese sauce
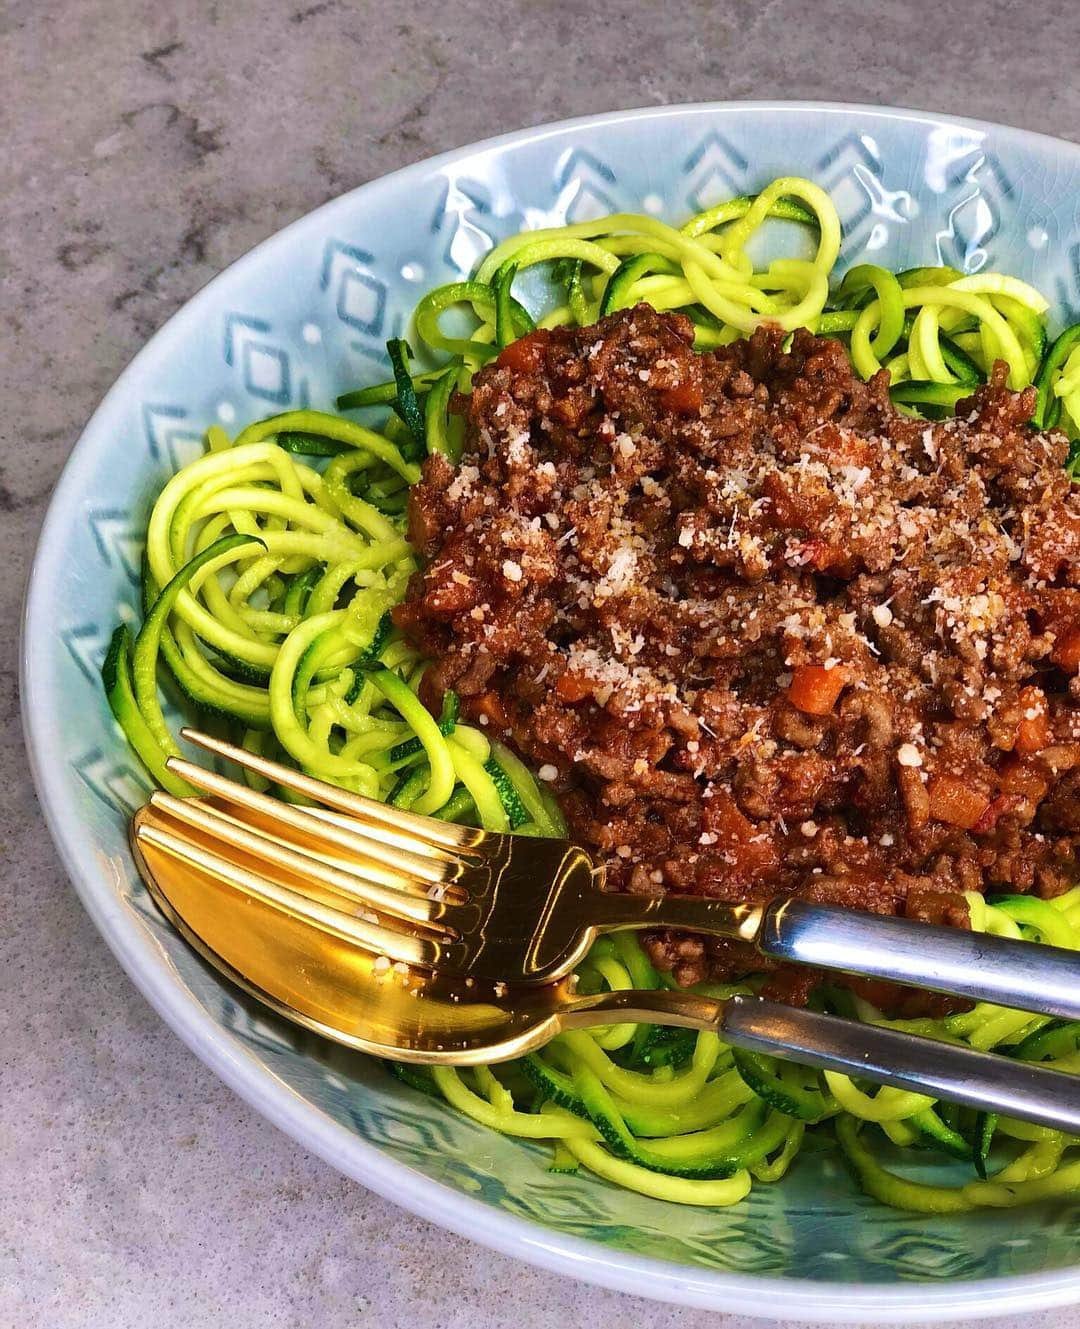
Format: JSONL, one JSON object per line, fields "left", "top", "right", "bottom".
{"left": 395, "top": 306, "right": 1080, "bottom": 991}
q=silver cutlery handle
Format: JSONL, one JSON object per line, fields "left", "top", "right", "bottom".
{"left": 564, "top": 988, "right": 1080, "bottom": 1132}
{"left": 759, "top": 899, "right": 1080, "bottom": 1021}
{"left": 720, "top": 994, "right": 1080, "bottom": 1134}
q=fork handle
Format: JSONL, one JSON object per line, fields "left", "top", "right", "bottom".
{"left": 597, "top": 890, "right": 1080, "bottom": 1022}
{"left": 719, "top": 994, "right": 1080, "bottom": 1134}
{"left": 758, "top": 899, "right": 1080, "bottom": 1022}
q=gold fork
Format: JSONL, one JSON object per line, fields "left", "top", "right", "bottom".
{"left": 142, "top": 728, "right": 1080, "bottom": 1017}
{"left": 127, "top": 727, "right": 1080, "bottom": 1133}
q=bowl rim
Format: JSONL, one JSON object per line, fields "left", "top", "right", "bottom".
{"left": 21, "top": 99, "right": 1080, "bottom": 1321}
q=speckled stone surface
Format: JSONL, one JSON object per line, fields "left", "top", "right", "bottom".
{"left": 7, "top": 2, "right": 1080, "bottom": 1324}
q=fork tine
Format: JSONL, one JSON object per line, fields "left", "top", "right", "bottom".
{"left": 163, "top": 758, "right": 462, "bottom": 888}
{"left": 269, "top": 804, "right": 470, "bottom": 905}
{"left": 134, "top": 811, "right": 437, "bottom": 968}
{"left": 149, "top": 793, "right": 458, "bottom": 931}
{"left": 178, "top": 728, "right": 487, "bottom": 853}
{"left": 192, "top": 798, "right": 466, "bottom": 902}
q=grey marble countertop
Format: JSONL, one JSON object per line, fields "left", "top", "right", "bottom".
{"left": 6, "top": 1, "right": 1080, "bottom": 1325}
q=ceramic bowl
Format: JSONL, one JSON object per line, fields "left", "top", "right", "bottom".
{"left": 22, "top": 102, "right": 1080, "bottom": 1321}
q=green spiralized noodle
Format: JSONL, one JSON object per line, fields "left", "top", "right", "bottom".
{"left": 853, "top": 287, "right": 1030, "bottom": 386}
{"left": 823, "top": 1075, "right": 934, "bottom": 1122}
{"left": 125, "top": 410, "right": 537, "bottom": 816}
{"left": 749, "top": 1121, "right": 805, "bottom": 1183}
{"left": 582, "top": 954, "right": 637, "bottom": 1051}
{"left": 544, "top": 1107, "right": 754, "bottom": 1206}
{"left": 407, "top": 179, "right": 1075, "bottom": 435}
{"left": 371, "top": 669, "right": 457, "bottom": 814}
{"left": 432, "top": 1068, "right": 597, "bottom": 1140}
{"left": 234, "top": 410, "right": 421, "bottom": 483}
{"left": 446, "top": 723, "right": 489, "bottom": 761}
{"left": 714, "top": 177, "right": 841, "bottom": 272}
{"left": 560, "top": 1027, "right": 723, "bottom": 1108}
{"left": 108, "top": 174, "right": 1080, "bottom": 1214}
{"left": 1054, "top": 345, "right": 1080, "bottom": 432}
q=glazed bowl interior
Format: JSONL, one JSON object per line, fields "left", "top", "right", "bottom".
{"left": 22, "top": 103, "right": 1080, "bottom": 1322}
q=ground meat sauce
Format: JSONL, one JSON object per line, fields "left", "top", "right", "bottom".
{"left": 395, "top": 306, "right": 1080, "bottom": 996}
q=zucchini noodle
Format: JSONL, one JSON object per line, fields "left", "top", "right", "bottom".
{"left": 104, "top": 174, "right": 1080, "bottom": 1214}
{"left": 399, "top": 896, "right": 1080, "bottom": 1211}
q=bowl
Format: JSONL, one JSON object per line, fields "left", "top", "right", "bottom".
{"left": 22, "top": 102, "right": 1080, "bottom": 1321}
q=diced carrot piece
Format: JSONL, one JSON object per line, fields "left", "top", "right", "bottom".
{"left": 474, "top": 690, "right": 509, "bottom": 729}
{"left": 701, "top": 791, "right": 779, "bottom": 880}
{"left": 788, "top": 536, "right": 854, "bottom": 576}
{"left": 496, "top": 331, "right": 549, "bottom": 373}
{"left": 555, "top": 670, "right": 592, "bottom": 703}
{"left": 761, "top": 471, "right": 805, "bottom": 528}
{"left": 829, "top": 435, "right": 875, "bottom": 468}
{"left": 787, "top": 663, "right": 850, "bottom": 716}
{"left": 998, "top": 757, "right": 1050, "bottom": 802}
{"left": 806, "top": 425, "right": 875, "bottom": 469}
{"left": 658, "top": 379, "right": 704, "bottom": 414}
{"left": 1015, "top": 686, "right": 1051, "bottom": 755}
{"left": 1052, "top": 628, "right": 1080, "bottom": 674}
{"left": 927, "top": 775, "right": 991, "bottom": 830}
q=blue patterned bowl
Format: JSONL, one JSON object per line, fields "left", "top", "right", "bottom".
{"left": 22, "top": 103, "right": 1080, "bottom": 1321}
